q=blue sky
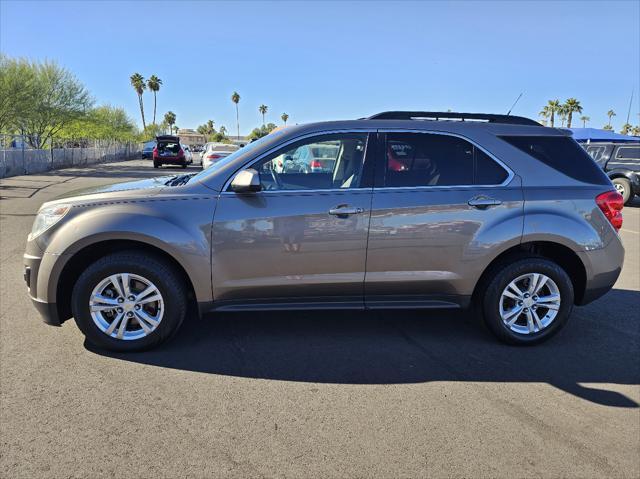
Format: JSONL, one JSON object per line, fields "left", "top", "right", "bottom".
{"left": 1, "top": 0, "right": 639, "bottom": 134}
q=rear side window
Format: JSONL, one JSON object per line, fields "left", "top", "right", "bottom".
{"left": 500, "top": 135, "right": 610, "bottom": 185}
{"left": 382, "top": 133, "right": 508, "bottom": 187}
{"left": 615, "top": 147, "right": 640, "bottom": 160}
{"left": 476, "top": 149, "right": 509, "bottom": 185}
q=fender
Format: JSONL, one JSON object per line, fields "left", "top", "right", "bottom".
{"left": 35, "top": 197, "right": 216, "bottom": 304}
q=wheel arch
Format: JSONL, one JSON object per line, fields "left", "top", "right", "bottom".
{"left": 55, "top": 239, "right": 198, "bottom": 324}
{"left": 472, "top": 241, "right": 587, "bottom": 306}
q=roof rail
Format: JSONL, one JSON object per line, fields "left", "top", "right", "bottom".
{"left": 366, "top": 111, "right": 540, "bottom": 126}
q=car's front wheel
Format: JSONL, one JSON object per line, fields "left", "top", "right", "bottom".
{"left": 71, "top": 251, "right": 188, "bottom": 351}
{"left": 481, "top": 257, "right": 574, "bottom": 345}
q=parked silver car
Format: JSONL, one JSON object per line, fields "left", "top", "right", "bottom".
{"left": 24, "top": 111, "right": 625, "bottom": 351}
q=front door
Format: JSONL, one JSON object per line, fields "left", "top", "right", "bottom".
{"left": 212, "top": 132, "right": 375, "bottom": 309}
{"left": 365, "top": 131, "right": 524, "bottom": 308}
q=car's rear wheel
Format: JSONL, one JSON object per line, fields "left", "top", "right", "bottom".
{"left": 71, "top": 251, "right": 188, "bottom": 352}
{"left": 181, "top": 163, "right": 187, "bottom": 169}
{"left": 612, "top": 177, "right": 632, "bottom": 204}
{"left": 481, "top": 257, "right": 574, "bottom": 345}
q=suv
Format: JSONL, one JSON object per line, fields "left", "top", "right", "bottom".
{"left": 141, "top": 140, "right": 156, "bottom": 159}
{"left": 152, "top": 135, "right": 193, "bottom": 169}
{"left": 24, "top": 111, "right": 625, "bottom": 352}
{"left": 582, "top": 142, "right": 640, "bottom": 204}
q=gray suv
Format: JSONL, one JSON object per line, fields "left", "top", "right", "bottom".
{"left": 24, "top": 111, "right": 625, "bottom": 351}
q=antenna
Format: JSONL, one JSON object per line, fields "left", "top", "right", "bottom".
{"left": 506, "top": 93, "right": 523, "bottom": 115}
{"left": 626, "top": 89, "right": 634, "bottom": 124}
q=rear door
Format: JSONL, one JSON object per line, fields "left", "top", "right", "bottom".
{"left": 365, "top": 131, "right": 524, "bottom": 308}
{"left": 211, "top": 132, "right": 375, "bottom": 309}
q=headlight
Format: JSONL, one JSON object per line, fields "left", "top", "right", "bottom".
{"left": 28, "top": 204, "right": 71, "bottom": 240}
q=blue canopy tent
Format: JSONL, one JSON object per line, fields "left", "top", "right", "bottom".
{"left": 568, "top": 128, "right": 639, "bottom": 143}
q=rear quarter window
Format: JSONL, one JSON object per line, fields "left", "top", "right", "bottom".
{"left": 500, "top": 135, "right": 611, "bottom": 185}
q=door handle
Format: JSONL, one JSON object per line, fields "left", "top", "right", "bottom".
{"left": 329, "top": 205, "right": 365, "bottom": 216}
{"left": 468, "top": 196, "right": 502, "bottom": 209}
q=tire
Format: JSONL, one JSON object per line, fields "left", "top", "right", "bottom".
{"left": 181, "top": 163, "right": 187, "bottom": 169}
{"left": 612, "top": 177, "right": 632, "bottom": 205}
{"left": 71, "top": 251, "right": 188, "bottom": 352}
{"left": 153, "top": 162, "right": 160, "bottom": 169}
{"left": 480, "top": 257, "right": 574, "bottom": 345}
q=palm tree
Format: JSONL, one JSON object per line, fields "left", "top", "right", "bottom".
{"left": 620, "top": 123, "right": 632, "bottom": 135}
{"left": 558, "top": 104, "right": 568, "bottom": 127}
{"left": 544, "top": 99, "right": 561, "bottom": 127}
{"left": 258, "top": 104, "right": 268, "bottom": 126}
{"left": 603, "top": 124, "right": 613, "bottom": 131}
{"left": 539, "top": 106, "right": 552, "bottom": 126}
{"left": 146, "top": 75, "right": 162, "bottom": 125}
{"left": 563, "top": 98, "right": 582, "bottom": 128}
{"left": 206, "top": 119, "right": 215, "bottom": 134}
{"left": 231, "top": 91, "right": 240, "bottom": 139}
{"left": 607, "top": 109, "right": 616, "bottom": 128}
{"left": 173, "top": 125, "right": 179, "bottom": 134}
{"left": 220, "top": 126, "right": 227, "bottom": 136}
{"left": 281, "top": 112, "right": 289, "bottom": 125}
{"left": 130, "top": 73, "right": 147, "bottom": 129}
{"left": 164, "top": 111, "right": 176, "bottom": 135}
{"left": 580, "top": 115, "right": 590, "bottom": 128}
{"left": 631, "top": 125, "right": 640, "bottom": 136}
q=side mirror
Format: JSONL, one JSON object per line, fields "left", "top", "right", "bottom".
{"left": 230, "top": 168, "right": 262, "bottom": 193}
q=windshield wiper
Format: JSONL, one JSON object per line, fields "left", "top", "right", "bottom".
{"left": 164, "top": 174, "right": 195, "bottom": 187}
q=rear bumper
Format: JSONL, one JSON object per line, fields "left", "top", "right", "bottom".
{"left": 155, "top": 157, "right": 188, "bottom": 164}
{"left": 576, "top": 238, "right": 625, "bottom": 305}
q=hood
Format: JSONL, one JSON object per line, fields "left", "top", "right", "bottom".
{"left": 52, "top": 176, "right": 174, "bottom": 202}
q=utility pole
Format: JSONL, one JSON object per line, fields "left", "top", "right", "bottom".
{"left": 626, "top": 89, "right": 634, "bottom": 125}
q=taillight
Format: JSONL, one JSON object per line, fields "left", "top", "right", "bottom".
{"left": 152, "top": 147, "right": 158, "bottom": 158}
{"left": 596, "top": 190, "right": 624, "bottom": 231}
{"left": 206, "top": 154, "right": 221, "bottom": 160}
{"left": 178, "top": 149, "right": 184, "bottom": 158}
{"left": 310, "top": 160, "right": 322, "bottom": 169}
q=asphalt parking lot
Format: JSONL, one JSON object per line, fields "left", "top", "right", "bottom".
{"left": 1, "top": 157, "right": 639, "bottom": 478}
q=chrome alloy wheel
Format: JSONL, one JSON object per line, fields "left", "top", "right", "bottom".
{"left": 614, "top": 182, "right": 625, "bottom": 195}
{"left": 89, "top": 273, "right": 164, "bottom": 340}
{"left": 499, "top": 273, "right": 561, "bottom": 335}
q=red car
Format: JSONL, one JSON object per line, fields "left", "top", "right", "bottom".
{"left": 153, "top": 135, "right": 193, "bottom": 169}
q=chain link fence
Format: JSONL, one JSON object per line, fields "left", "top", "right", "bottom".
{"left": 1, "top": 134, "right": 143, "bottom": 178}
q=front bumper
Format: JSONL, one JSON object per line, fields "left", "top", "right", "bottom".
{"left": 630, "top": 172, "right": 640, "bottom": 196}
{"left": 30, "top": 296, "right": 61, "bottom": 326}
{"left": 24, "top": 252, "right": 61, "bottom": 326}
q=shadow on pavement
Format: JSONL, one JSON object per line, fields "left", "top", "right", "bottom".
{"left": 89, "top": 289, "right": 640, "bottom": 408}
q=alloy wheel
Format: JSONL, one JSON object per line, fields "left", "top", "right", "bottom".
{"left": 499, "top": 273, "right": 561, "bottom": 335}
{"left": 89, "top": 273, "right": 164, "bottom": 340}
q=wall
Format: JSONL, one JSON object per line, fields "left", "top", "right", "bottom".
{"left": 0, "top": 143, "right": 141, "bottom": 178}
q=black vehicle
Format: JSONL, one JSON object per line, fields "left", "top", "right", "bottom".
{"left": 141, "top": 140, "right": 156, "bottom": 159}
{"left": 583, "top": 142, "right": 640, "bottom": 204}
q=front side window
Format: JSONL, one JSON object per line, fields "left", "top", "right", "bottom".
{"left": 249, "top": 133, "right": 368, "bottom": 191}
{"left": 382, "top": 133, "right": 507, "bottom": 187}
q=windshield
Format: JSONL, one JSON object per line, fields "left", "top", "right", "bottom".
{"left": 190, "top": 133, "right": 283, "bottom": 183}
